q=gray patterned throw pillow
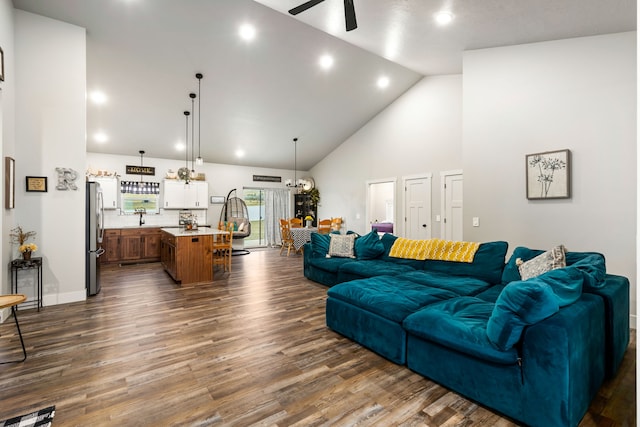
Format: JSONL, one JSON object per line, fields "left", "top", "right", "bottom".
{"left": 327, "top": 234, "right": 356, "bottom": 258}
{"left": 516, "top": 244, "right": 566, "bottom": 280}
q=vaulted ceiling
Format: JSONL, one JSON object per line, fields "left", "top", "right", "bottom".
{"left": 12, "top": 0, "right": 636, "bottom": 170}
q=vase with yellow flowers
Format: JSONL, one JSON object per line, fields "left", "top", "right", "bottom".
{"left": 304, "top": 215, "right": 314, "bottom": 228}
{"left": 10, "top": 226, "right": 38, "bottom": 260}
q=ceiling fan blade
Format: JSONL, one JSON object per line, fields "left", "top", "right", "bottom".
{"left": 289, "top": 0, "right": 325, "bottom": 15}
{"left": 344, "top": 0, "right": 357, "bottom": 31}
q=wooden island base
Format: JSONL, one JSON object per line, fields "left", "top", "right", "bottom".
{"left": 160, "top": 228, "right": 219, "bottom": 285}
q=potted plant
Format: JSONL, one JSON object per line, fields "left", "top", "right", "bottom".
{"left": 10, "top": 226, "right": 37, "bottom": 260}
{"left": 304, "top": 188, "right": 320, "bottom": 206}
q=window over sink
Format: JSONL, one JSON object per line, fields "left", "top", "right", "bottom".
{"left": 120, "top": 181, "right": 160, "bottom": 214}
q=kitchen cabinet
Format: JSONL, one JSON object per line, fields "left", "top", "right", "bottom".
{"left": 120, "top": 230, "right": 143, "bottom": 261}
{"left": 93, "top": 177, "right": 119, "bottom": 210}
{"left": 101, "top": 229, "right": 121, "bottom": 263}
{"left": 161, "top": 229, "right": 213, "bottom": 284}
{"left": 100, "top": 228, "right": 162, "bottom": 264}
{"left": 163, "top": 180, "right": 208, "bottom": 209}
{"left": 160, "top": 232, "right": 177, "bottom": 279}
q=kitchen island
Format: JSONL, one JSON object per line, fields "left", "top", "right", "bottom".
{"left": 160, "top": 227, "right": 228, "bottom": 285}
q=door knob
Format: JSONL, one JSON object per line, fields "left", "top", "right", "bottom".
{"left": 422, "top": 224, "right": 427, "bottom": 227}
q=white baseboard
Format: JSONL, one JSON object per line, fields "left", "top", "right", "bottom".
{"left": 630, "top": 314, "right": 637, "bottom": 330}
{"left": 42, "top": 290, "right": 86, "bottom": 307}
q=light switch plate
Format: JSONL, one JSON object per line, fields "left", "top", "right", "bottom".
{"left": 472, "top": 217, "right": 480, "bottom": 227}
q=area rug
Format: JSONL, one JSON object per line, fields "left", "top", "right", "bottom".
{"left": 0, "top": 406, "right": 55, "bottom": 427}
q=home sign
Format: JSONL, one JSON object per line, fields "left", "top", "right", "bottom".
{"left": 126, "top": 165, "right": 155, "bottom": 176}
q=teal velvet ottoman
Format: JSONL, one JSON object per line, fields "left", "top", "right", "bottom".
{"left": 326, "top": 275, "right": 458, "bottom": 364}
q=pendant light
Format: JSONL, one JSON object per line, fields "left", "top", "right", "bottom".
{"left": 195, "top": 73, "right": 204, "bottom": 166}
{"left": 189, "top": 92, "right": 196, "bottom": 174}
{"left": 285, "top": 137, "right": 303, "bottom": 191}
{"left": 178, "top": 110, "right": 191, "bottom": 183}
{"left": 139, "top": 150, "right": 145, "bottom": 192}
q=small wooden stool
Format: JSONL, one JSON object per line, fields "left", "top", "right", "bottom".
{"left": 0, "top": 294, "right": 27, "bottom": 363}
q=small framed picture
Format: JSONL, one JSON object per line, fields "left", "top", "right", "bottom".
{"left": 526, "top": 149, "right": 571, "bottom": 200}
{"left": 26, "top": 176, "right": 48, "bottom": 193}
{"left": 0, "top": 46, "right": 4, "bottom": 82}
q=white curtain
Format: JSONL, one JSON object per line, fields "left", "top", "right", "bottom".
{"left": 264, "top": 189, "right": 290, "bottom": 246}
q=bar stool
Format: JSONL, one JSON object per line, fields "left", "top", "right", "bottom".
{"left": 0, "top": 294, "right": 27, "bottom": 364}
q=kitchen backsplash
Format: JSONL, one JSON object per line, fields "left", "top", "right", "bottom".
{"left": 103, "top": 209, "right": 209, "bottom": 228}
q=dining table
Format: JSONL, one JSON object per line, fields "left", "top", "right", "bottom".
{"left": 290, "top": 227, "right": 318, "bottom": 251}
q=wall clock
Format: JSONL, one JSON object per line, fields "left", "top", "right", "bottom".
{"left": 302, "top": 177, "right": 315, "bottom": 191}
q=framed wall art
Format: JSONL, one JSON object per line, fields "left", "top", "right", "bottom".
{"left": 26, "top": 176, "right": 48, "bottom": 192}
{"left": 526, "top": 149, "right": 571, "bottom": 200}
{"left": 5, "top": 157, "right": 15, "bottom": 208}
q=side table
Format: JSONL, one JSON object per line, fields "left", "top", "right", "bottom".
{"left": 10, "top": 257, "right": 43, "bottom": 311}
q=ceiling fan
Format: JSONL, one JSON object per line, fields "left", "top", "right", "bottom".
{"left": 289, "top": 0, "right": 357, "bottom": 32}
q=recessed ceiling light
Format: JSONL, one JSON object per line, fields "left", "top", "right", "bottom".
{"left": 89, "top": 91, "right": 107, "bottom": 105}
{"left": 94, "top": 132, "right": 108, "bottom": 143}
{"left": 239, "top": 23, "right": 256, "bottom": 41}
{"left": 235, "top": 149, "right": 245, "bottom": 158}
{"left": 319, "top": 54, "right": 334, "bottom": 70}
{"left": 377, "top": 76, "right": 390, "bottom": 89}
{"left": 435, "top": 11, "right": 454, "bottom": 25}
{"left": 175, "top": 142, "right": 186, "bottom": 151}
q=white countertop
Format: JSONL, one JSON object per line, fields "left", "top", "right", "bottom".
{"left": 106, "top": 224, "right": 213, "bottom": 230}
{"left": 160, "top": 227, "right": 228, "bottom": 237}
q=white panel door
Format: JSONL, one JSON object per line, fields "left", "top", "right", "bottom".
{"left": 443, "top": 172, "right": 463, "bottom": 241}
{"left": 404, "top": 176, "right": 431, "bottom": 239}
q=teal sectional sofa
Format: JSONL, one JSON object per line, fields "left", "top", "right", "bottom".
{"left": 303, "top": 232, "right": 630, "bottom": 427}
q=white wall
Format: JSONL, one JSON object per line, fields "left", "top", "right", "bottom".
{"left": 462, "top": 32, "right": 637, "bottom": 324}
{"left": 0, "top": 0, "right": 16, "bottom": 320}
{"left": 312, "top": 33, "right": 636, "bottom": 326}
{"left": 311, "top": 74, "right": 463, "bottom": 235}
{"left": 14, "top": 11, "right": 87, "bottom": 306}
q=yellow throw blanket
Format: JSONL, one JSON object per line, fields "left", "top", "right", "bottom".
{"left": 389, "top": 238, "right": 480, "bottom": 263}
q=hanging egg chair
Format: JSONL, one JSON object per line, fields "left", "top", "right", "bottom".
{"left": 219, "top": 189, "right": 251, "bottom": 255}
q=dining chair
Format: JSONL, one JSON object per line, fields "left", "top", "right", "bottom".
{"left": 330, "top": 217, "right": 343, "bottom": 232}
{"left": 289, "top": 217, "right": 303, "bottom": 228}
{"left": 318, "top": 219, "right": 331, "bottom": 234}
{"left": 280, "top": 219, "right": 295, "bottom": 256}
{"left": 212, "top": 223, "right": 233, "bottom": 272}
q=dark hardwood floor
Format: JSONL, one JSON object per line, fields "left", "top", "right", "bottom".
{"left": 0, "top": 248, "right": 635, "bottom": 426}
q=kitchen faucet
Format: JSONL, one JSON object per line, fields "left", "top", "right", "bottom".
{"left": 135, "top": 208, "right": 146, "bottom": 226}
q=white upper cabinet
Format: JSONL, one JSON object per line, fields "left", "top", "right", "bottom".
{"left": 94, "top": 176, "right": 119, "bottom": 210}
{"left": 163, "top": 180, "right": 208, "bottom": 209}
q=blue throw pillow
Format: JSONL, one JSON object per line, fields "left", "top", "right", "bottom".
{"left": 354, "top": 230, "right": 384, "bottom": 260}
{"left": 310, "top": 232, "right": 331, "bottom": 257}
{"left": 535, "top": 266, "right": 583, "bottom": 307}
{"left": 486, "top": 279, "right": 560, "bottom": 351}
{"left": 570, "top": 254, "right": 607, "bottom": 290}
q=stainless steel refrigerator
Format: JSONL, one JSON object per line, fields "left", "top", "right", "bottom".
{"left": 86, "top": 181, "right": 105, "bottom": 296}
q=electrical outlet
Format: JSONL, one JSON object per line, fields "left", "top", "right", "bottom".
{"left": 435, "top": 215, "right": 441, "bottom": 222}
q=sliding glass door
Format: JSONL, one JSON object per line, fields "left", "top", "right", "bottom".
{"left": 242, "top": 187, "right": 291, "bottom": 248}
{"left": 243, "top": 188, "right": 265, "bottom": 247}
